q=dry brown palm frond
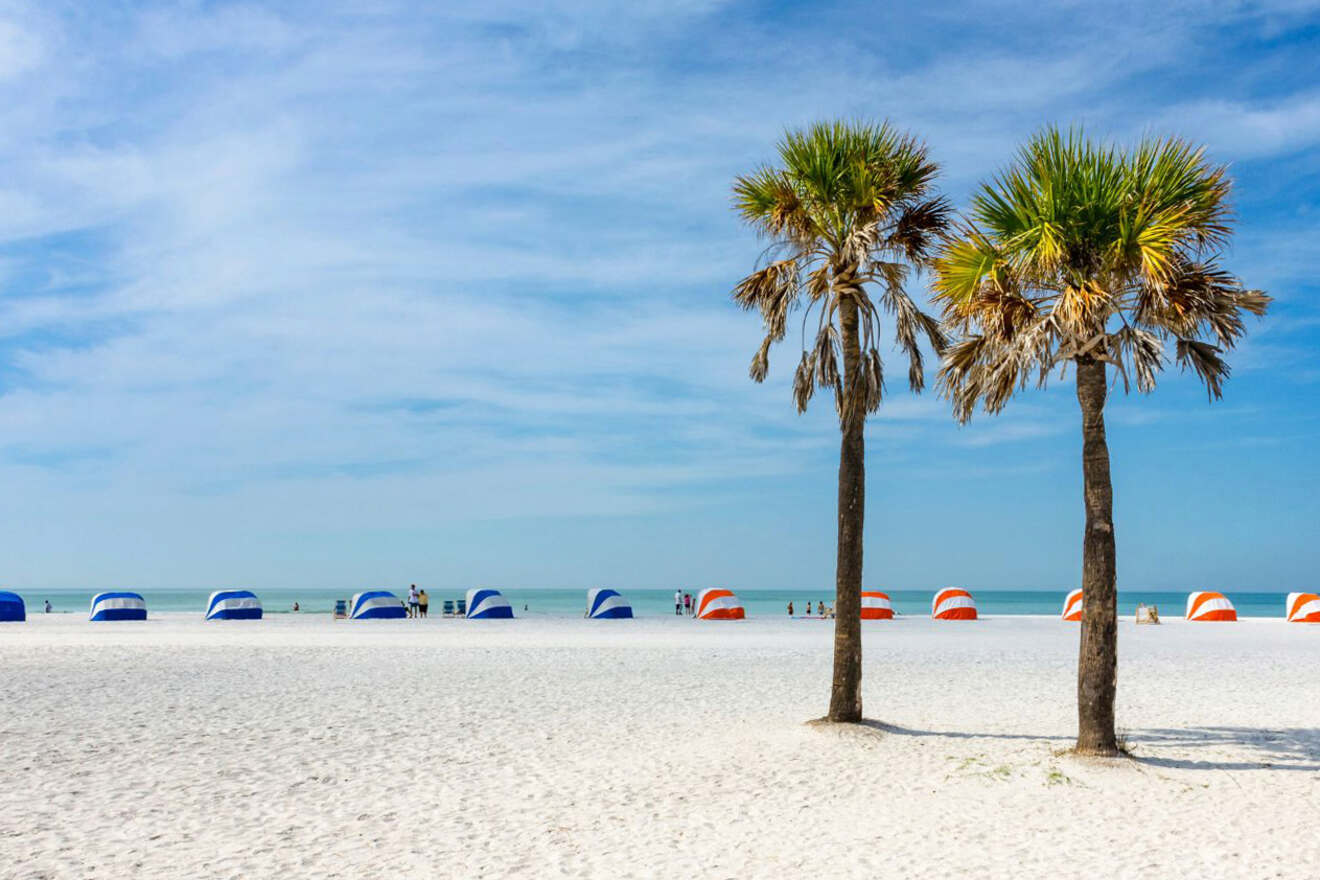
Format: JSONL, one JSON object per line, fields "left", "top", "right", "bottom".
{"left": 812, "top": 324, "right": 841, "bottom": 390}
{"left": 1111, "top": 326, "right": 1164, "bottom": 393}
{"left": 1053, "top": 280, "right": 1112, "bottom": 336}
{"left": 843, "top": 221, "right": 887, "bottom": 266}
{"left": 887, "top": 196, "right": 954, "bottom": 263}
{"left": 961, "top": 285, "right": 1039, "bottom": 345}
{"left": 806, "top": 264, "right": 831, "bottom": 302}
{"left": 1175, "top": 338, "right": 1230, "bottom": 400}
{"left": 749, "top": 336, "right": 773, "bottom": 382}
{"left": 792, "top": 351, "right": 815, "bottom": 413}
{"left": 738, "top": 260, "right": 805, "bottom": 347}
{"left": 1138, "top": 259, "right": 1273, "bottom": 351}
{"left": 863, "top": 348, "right": 885, "bottom": 411}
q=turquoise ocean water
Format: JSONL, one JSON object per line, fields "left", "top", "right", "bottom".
{"left": 26, "top": 587, "right": 1295, "bottom": 618}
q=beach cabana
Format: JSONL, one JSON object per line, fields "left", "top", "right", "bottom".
{"left": 1185, "top": 591, "right": 1237, "bottom": 622}
{"left": 89, "top": 591, "right": 147, "bottom": 621}
{"left": 860, "top": 591, "right": 893, "bottom": 620}
{"left": 350, "top": 590, "right": 406, "bottom": 620}
{"left": 466, "top": 588, "right": 514, "bottom": 619}
{"left": 1286, "top": 592, "right": 1320, "bottom": 623}
{"left": 1061, "top": 589, "right": 1083, "bottom": 621}
{"left": 0, "top": 591, "right": 25, "bottom": 622}
{"left": 205, "top": 589, "right": 263, "bottom": 621}
{"left": 696, "top": 588, "right": 744, "bottom": 620}
{"left": 932, "top": 588, "right": 977, "bottom": 620}
{"left": 586, "top": 588, "right": 633, "bottom": 619}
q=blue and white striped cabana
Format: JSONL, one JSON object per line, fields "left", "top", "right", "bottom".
{"left": 350, "top": 590, "right": 406, "bottom": 620}
{"left": 586, "top": 588, "right": 633, "bottom": 619}
{"left": 205, "top": 589, "right": 263, "bottom": 620}
{"left": 0, "top": 591, "right": 25, "bottom": 622}
{"left": 466, "top": 588, "right": 513, "bottom": 619}
{"left": 90, "top": 591, "right": 147, "bottom": 621}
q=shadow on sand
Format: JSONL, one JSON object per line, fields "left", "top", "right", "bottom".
{"left": 1124, "top": 726, "right": 1320, "bottom": 772}
{"left": 825, "top": 722, "right": 1320, "bottom": 771}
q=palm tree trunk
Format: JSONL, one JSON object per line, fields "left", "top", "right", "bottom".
{"left": 1074, "top": 355, "right": 1119, "bottom": 755}
{"left": 828, "top": 285, "right": 865, "bottom": 723}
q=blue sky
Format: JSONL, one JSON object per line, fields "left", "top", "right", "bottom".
{"left": 0, "top": 0, "right": 1316, "bottom": 592}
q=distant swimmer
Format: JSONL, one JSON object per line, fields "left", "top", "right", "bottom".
{"left": 292, "top": 601, "right": 300, "bottom": 612}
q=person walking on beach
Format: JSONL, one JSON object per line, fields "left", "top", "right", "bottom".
{"left": 674, "top": 589, "right": 682, "bottom": 615}
{"left": 418, "top": 589, "right": 429, "bottom": 618}
{"left": 408, "top": 584, "right": 420, "bottom": 619}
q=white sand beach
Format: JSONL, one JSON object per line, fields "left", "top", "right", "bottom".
{"left": 2, "top": 614, "right": 1317, "bottom": 879}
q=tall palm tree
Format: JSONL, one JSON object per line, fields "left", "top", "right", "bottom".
{"left": 933, "top": 128, "right": 1269, "bottom": 755}
{"left": 732, "top": 121, "right": 950, "bottom": 722}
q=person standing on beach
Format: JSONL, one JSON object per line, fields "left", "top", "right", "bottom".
{"left": 683, "top": 592, "right": 691, "bottom": 615}
{"left": 408, "top": 584, "right": 420, "bottom": 619}
{"left": 43, "top": 599, "right": 52, "bottom": 613}
{"left": 788, "top": 601, "right": 794, "bottom": 616}
{"left": 674, "top": 589, "right": 682, "bottom": 615}
{"left": 418, "top": 589, "right": 429, "bottom": 618}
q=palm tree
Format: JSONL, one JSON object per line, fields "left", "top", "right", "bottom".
{"left": 933, "top": 128, "right": 1269, "bottom": 755}
{"left": 731, "top": 121, "right": 950, "bottom": 722}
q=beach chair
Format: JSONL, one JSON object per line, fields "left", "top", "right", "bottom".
{"left": 442, "top": 600, "right": 455, "bottom": 617}
{"left": 456, "top": 598, "right": 467, "bottom": 617}
{"left": 333, "top": 599, "right": 347, "bottom": 620}
{"left": 1136, "top": 603, "right": 1160, "bottom": 625}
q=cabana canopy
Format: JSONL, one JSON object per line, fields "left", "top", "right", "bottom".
{"left": 350, "top": 590, "right": 407, "bottom": 620}
{"left": 90, "top": 591, "right": 147, "bottom": 622}
{"left": 206, "top": 589, "right": 263, "bottom": 621}
{"left": 0, "top": 591, "right": 24, "bottom": 623}
{"left": 932, "top": 588, "right": 977, "bottom": 620}
{"left": 1186, "top": 591, "right": 1236, "bottom": 622}
{"left": 587, "top": 588, "right": 633, "bottom": 619}
{"left": 696, "top": 588, "right": 745, "bottom": 620}
{"left": 466, "top": 588, "right": 514, "bottom": 619}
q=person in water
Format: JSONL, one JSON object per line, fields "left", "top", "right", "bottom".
{"left": 787, "top": 601, "right": 794, "bottom": 616}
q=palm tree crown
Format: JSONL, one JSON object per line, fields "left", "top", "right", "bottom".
{"left": 933, "top": 127, "right": 1269, "bottom": 417}
{"left": 733, "top": 120, "right": 951, "bottom": 422}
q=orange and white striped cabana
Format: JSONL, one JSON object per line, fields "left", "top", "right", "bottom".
{"left": 696, "top": 588, "right": 745, "bottom": 620}
{"left": 932, "top": 588, "right": 977, "bottom": 620}
{"left": 1185, "top": 591, "right": 1237, "bottom": 622}
{"left": 1061, "top": 589, "right": 1083, "bottom": 621}
{"left": 1286, "top": 592, "right": 1320, "bottom": 623}
{"left": 860, "top": 591, "right": 893, "bottom": 620}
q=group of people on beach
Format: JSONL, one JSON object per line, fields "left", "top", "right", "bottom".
{"left": 674, "top": 590, "right": 695, "bottom": 615}
{"left": 406, "top": 584, "right": 429, "bottom": 618}
{"left": 787, "top": 601, "right": 831, "bottom": 618}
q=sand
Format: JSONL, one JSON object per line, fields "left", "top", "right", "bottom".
{"left": 1, "top": 613, "right": 1317, "bottom": 879}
